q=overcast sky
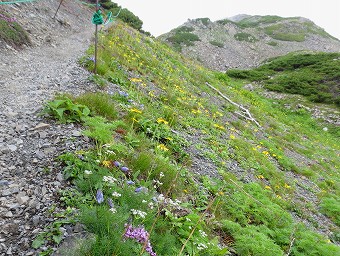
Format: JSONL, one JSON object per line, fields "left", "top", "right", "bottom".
{"left": 114, "top": 0, "right": 340, "bottom": 40}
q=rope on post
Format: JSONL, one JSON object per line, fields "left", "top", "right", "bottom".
{"left": 0, "top": 0, "right": 40, "bottom": 4}
{"left": 91, "top": 9, "right": 104, "bottom": 25}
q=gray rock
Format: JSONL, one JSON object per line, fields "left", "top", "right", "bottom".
{"left": 5, "top": 211, "right": 14, "bottom": 218}
{"left": 17, "top": 196, "right": 30, "bottom": 205}
{"left": 8, "top": 144, "right": 17, "bottom": 152}
{"left": 72, "top": 130, "right": 82, "bottom": 137}
{"left": 33, "top": 123, "right": 50, "bottom": 130}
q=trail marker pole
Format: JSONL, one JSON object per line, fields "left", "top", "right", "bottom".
{"left": 53, "top": 0, "right": 64, "bottom": 19}
{"left": 94, "top": 0, "right": 99, "bottom": 73}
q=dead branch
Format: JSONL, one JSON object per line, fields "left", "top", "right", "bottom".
{"left": 205, "top": 82, "right": 261, "bottom": 127}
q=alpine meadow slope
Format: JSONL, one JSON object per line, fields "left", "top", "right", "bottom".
{"left": 51, "top": 21, "right": 339, "bottom": 255}
{"left": 1, "top": 2, "right": 340, "bottom": 255}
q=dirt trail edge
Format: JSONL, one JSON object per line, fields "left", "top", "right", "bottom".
{"left": 0, "top": 1, "right": 97, "bottom": 254}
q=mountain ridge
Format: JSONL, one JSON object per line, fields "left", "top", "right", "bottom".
{"left": 159, "top": 14, "right": 340, "bottom": 71}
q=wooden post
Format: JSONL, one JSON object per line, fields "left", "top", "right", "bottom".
{"left": 94, "top": 0, "right": 99, "bottom": 73}
{"left": 53, "top": 0, "right": 64, "bottom": 19}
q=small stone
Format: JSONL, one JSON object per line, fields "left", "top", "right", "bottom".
{"left": 0, "top": 180, "right": 9, "bottom": 186}
{"left": 33, "top": 123, "right": 50, "bottom": 130}
{"left": 39, "top": 131, "right": 47, "bottom": 139}
{"left": 6, "top": 246, "right": 12, "bottom": 254}
{"left": 7, "top": 145, "right": 17, "bottom": 152}
{"left": 56, "top": 172, "right": 63, "bottom": 182}
{"left": 72, "top": 130, "right": 82, "bottom": 137}
{"left": 5, "top": 211, "right": 13, "bottom": 218}
{"left": 17, "top": 196, "right": 30, "bottom": 205}
{"left": 6, "top": 203, "right": 20, "bottom": 209}
{"left": 32, "top": 216, "right": 40, "bottom": 226}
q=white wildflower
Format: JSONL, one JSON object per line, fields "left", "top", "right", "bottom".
{"left": 197, "top": 243, "right": 208, "bottom": 251}
{"left": 148, "top": 202, "right": 154, "bottom": 209}
{"left": 84, "top": 170, "right": 92, "bottom": 175}
{"left": 199, "top": 230, "right": 208, "bottom": 238}
{"left": 157, "top": 194, "right": 165, "bottom": 202}
{"left": 142, "top": 200, "right": 147, "bottom": 203}
{"left": 159, "top": 172, "right": 164, "bottom": 178}
{"left": 103, "top": 176, "right": 117, "bottom": 185}
{"left": 131, "top": 209, "right": 147, "bottom": 219}
{"left": 109, "top": 207, "right": 117, "bottom": 214}
{"left": 112, "top": 191, "right": 121, "bottom": 197}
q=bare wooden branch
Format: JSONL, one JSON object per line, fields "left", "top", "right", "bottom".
{"left": 205, "top": 82, "right": 261, "bottom": 127}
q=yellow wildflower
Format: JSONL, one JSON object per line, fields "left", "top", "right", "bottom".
{"left": 130, "top": 77, "right": 142, "bottom": 83}
{"left": 102, "top": 160, "right": 111, "bottom": 168}
{"left": 191, "top": 109, "right": 202, "bottom": 114}
{"left": 262, "top": 151, "right": 269, "bottom": 156}
{"left": 157, "top": 144, "right": 169, "bottom": 151}
{"left": 276, "top": 195, "right": 282, "bottom": 199}
{"left": 130, "top": 108, "right": 142, "bottom": 114}
{"left": 257, "top": 175, "right": 265, "bottom": 179}
{"left": 229, "top": 134, "right": 236, "bottom": 139}
{"left": 284, "top": 183, "right": 291, "bottom": 189}
{"left": 265, "top": 186, "right": 272, "bottom": 190}
{"left": 157, "top": 118, "right": 169, "bottom": 125}
{"left": 213, "top": 124, "right": 225, "bottom": 130}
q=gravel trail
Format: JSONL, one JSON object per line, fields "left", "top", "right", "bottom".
{"left": 0, "top": 1, "right": 97, "bottom": 254}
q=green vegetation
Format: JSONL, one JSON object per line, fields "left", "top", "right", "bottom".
{"left": 0, "top": 12, "right": 30, "bottom": 47}
{"left": 195, "top": 18, "right": 210, "bottom": 26}
{"left": 209, "top": 40, "right": 224, "bottom": 48}
{"left": 227, "top": 52, "right": 340, "bottom": 105}
{"left": 216, "top": 18, "right": 237, "bottom": 25}
{"left": 37, "top": 21, "right": 340, "bottom": 255}
{"left": 267, "top": 41, "right": 278, "bottom": 46}
{"left": 264, "top": 24, "right": 306, "bottom": 42}
{"left": 237, "top": 15, "right": 285, "bottom": 28}
{"left": 167, "top": 29, "right": 200, "bottom": 51}
{"left": 94, "top": 0, "right": 147, "bottom": 34}
{"left": 234, "top": 32, "right": 258, "bottom": 42}
{"left": 174, "top": 26, "right": 195, "bottom": 33}
{"left": 42, "top": 96, "right": 90, "bottom": 123}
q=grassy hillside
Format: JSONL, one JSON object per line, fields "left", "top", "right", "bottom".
{"left": 40, "top": 22, "right": 340, "bottom": 255}
{"left": 0, "top": 11, "right": 30, "bottom": 47}
{"left": 227, "top": 52, "right": 340, "bottom": 106}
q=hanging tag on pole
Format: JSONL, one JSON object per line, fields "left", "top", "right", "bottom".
{"left": 94, "top": 0, "right": 99, "bottom": 73}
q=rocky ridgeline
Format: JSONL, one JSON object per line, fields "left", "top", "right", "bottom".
{"left": 159, "top": 15, "right": 340, "bottom": 71}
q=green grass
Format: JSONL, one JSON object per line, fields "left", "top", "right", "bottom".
{"left": 209, "top": 40, "right": 224, "bottom": 48}
{"left": 237, "top": 15, "right": 285, "bottom": 28}
{"left": 264, "top": 24, "right": 306, "bottom": 42}
{"left": 167, "top": 31, "right": 200, "bottom": 51}
{"left": 0, "top": 13, "right": 30, "bottom": 47}
{"left": 38, "top": 21, "right": 340, "bottom": 255}
{"left": 234, "top": 32, "right": 258, "bottom": 43}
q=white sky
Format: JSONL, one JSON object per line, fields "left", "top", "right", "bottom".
{"left": 113, "top": 0, "right": 340, "bottom": 40}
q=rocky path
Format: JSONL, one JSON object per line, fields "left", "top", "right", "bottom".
{"left": 0, "top": 2, "right": 97, "bottom": 254}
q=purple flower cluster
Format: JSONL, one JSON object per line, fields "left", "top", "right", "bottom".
{"left": 96, "top": 189, "right": 104, "bottom": 204}
{"left": 113, "top": 161, "right": 129, "bottom": 173}
{"left": 0, "top": 13, "right": 16, "bottom": 23}
{"left": 124, "top": 224, "right": 156, "bottom": 256}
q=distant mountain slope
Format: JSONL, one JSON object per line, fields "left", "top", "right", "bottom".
{"left": 227, "top": 52, "right": 340, "bottom": 106}
{"left": 159, "top": 15, "right": 340, "bottom": 71}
